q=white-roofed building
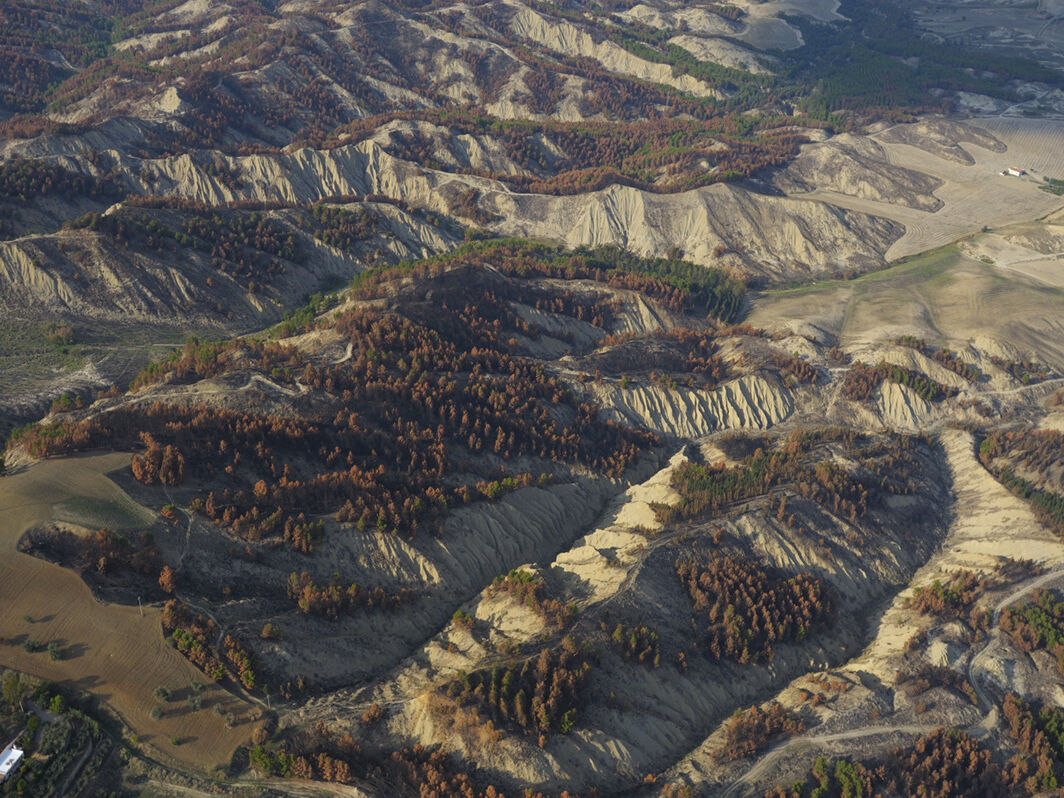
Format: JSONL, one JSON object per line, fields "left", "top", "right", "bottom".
{"left": 0, "top": 743, "right": 24, "bottom": 782}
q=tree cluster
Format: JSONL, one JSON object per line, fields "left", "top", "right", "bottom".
{"left": 255, "top": 720, "right": 513, "bottom": 797}
{"left": 661, "top": 429, "right": 900, "bottom": 526}
{"left": 990, "top": 356, "right": 1052, "bottom": 385}
{"left": 0, "top": 158, "right": 123, "bottom": 204}
{"left": 895, "top": 336, "right": 981, "bottom": 383}
{"left": 8, "top": 267, "right": 656, "bottom": 551}
{"left": 895, "top": 664, "right": 978, "bottom": 706}
{"left": 161, "top": 600, "right": 227, "bottom": 682}
{"left": 161, "top": 600, "right": 260, "bottom": 691}
{"left": 347, "top": 239, "right": 745, "bottom": 323}
{"left": 676, "top": 556, "right": 834, "bottom": 664}
{"left": 487, "top": 570, "right": 576, "bottom": 629}
{"left": 769, "top": 728, "right": 1016, "bottom": 798}
{"left": 1000, "top": 589, "right": 1064, "bottom": 676}
{"left": 765, "top": 756, "right": 873, "bottom": 798}
{"left": 442, "top": 638, "right": 592, "bottom": 736}
{"left": 713, "top": 702, "right": 804, "bottom": 763}
{"left": 610, "top": 623, "right": 660, "bottom": 667}
{"left": 19, "top": 525, "right": 161, "bottom": 583}
{"left": 286, "top": 571, "right": 414, "bottom": 620}
{"left": 842, "top": 361, "right": 956, "bottom": 402}
{"left": 67, "top": 204, "right": 303, "bottom": 285}
{"left": 1003, "top": 692, "right": 1064, "bottom": 793}
{"left": 905, "top": 569, "right": 992, "bottom": 630}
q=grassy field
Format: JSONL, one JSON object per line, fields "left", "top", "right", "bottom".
{"left": 749, "top": 237, "right": 1064, "bottom": 368}
{"left": 0, "top": 453, "right": 254, "bottom": 771}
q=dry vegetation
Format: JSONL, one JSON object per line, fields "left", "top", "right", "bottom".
{"left": 677, "top": 556, "right": 833, "bottom": 664}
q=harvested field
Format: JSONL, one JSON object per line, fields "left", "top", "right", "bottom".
{"left": 0, "top": 453, "right": 254, "bottom": 770}
{"left": 784, "top": 118, "right": 1064, "bottom": 260}
{"left": 750, "top": 237, "right": 1064, "bottom": 368}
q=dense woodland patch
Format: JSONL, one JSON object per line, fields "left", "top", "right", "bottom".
{"left": 842, "top": 360, "right": 957, "bottom": 403}
{"left": 770, "top": 728, "right": 1017, "bottom": 798}
{"left": 441, "top": 638, "right": 593, "bottom": 738}
{"left": 677, "top": 556, "right": 833, "bottom": 664}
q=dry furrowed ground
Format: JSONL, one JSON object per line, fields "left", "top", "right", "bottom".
{"left": 749, "top": 235, "right": 1064, "bottom": 368}
{"left": 0, "top": 452, "right": 254, "bottom": 770}
{"left": 786, "top": 118, "right": 1064, "bottom": 260}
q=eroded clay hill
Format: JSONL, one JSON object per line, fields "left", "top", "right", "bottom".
{"left": 3, "top": 0, "right": 1064, "bottom": 796}
{"left": 5, "top": 238, "right": 1064, "bottom": 796}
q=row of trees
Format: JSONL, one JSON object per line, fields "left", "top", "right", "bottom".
{"left": 285, "top": 572, "right": 414, "bottom": 620}
{"left": 895, "top": 336, "right": 981, "bottom": 383}
{"left": 842, "top": 361, "right": 956, "bottom": 402}
{"left": 161, "top": 600, "right": 259, "bottom": 691}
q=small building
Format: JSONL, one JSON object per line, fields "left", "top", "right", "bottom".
{"left": 1007, "top": 166, "right": 1027, "bottom": 176}
{"left": 0, "top": 744, "right": 24, "bottom": 782}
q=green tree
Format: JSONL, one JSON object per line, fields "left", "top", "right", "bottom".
{"left": 2, "top": 672, "right": 22, "bottom": 708}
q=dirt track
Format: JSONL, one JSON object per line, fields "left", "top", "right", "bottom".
{"left": 0, "top": 452, "right": 252, "bottom": 770}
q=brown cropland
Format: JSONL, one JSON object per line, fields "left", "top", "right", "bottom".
{"left": 0, "top": 452, "right": 253, "bottom": 768}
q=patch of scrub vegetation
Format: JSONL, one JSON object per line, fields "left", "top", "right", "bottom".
{"left": 1041, "top": 177, "right": 1064, "bottom": 196}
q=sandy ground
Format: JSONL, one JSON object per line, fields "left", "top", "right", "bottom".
{"left": 0, "top": 453, "right": 252, "bottom": 770}
{"left": 786, "top": 118, "right": 1064, "bottom": 260}
{"left": 749, "top": 236, "right": 1064, "bottom": 368}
